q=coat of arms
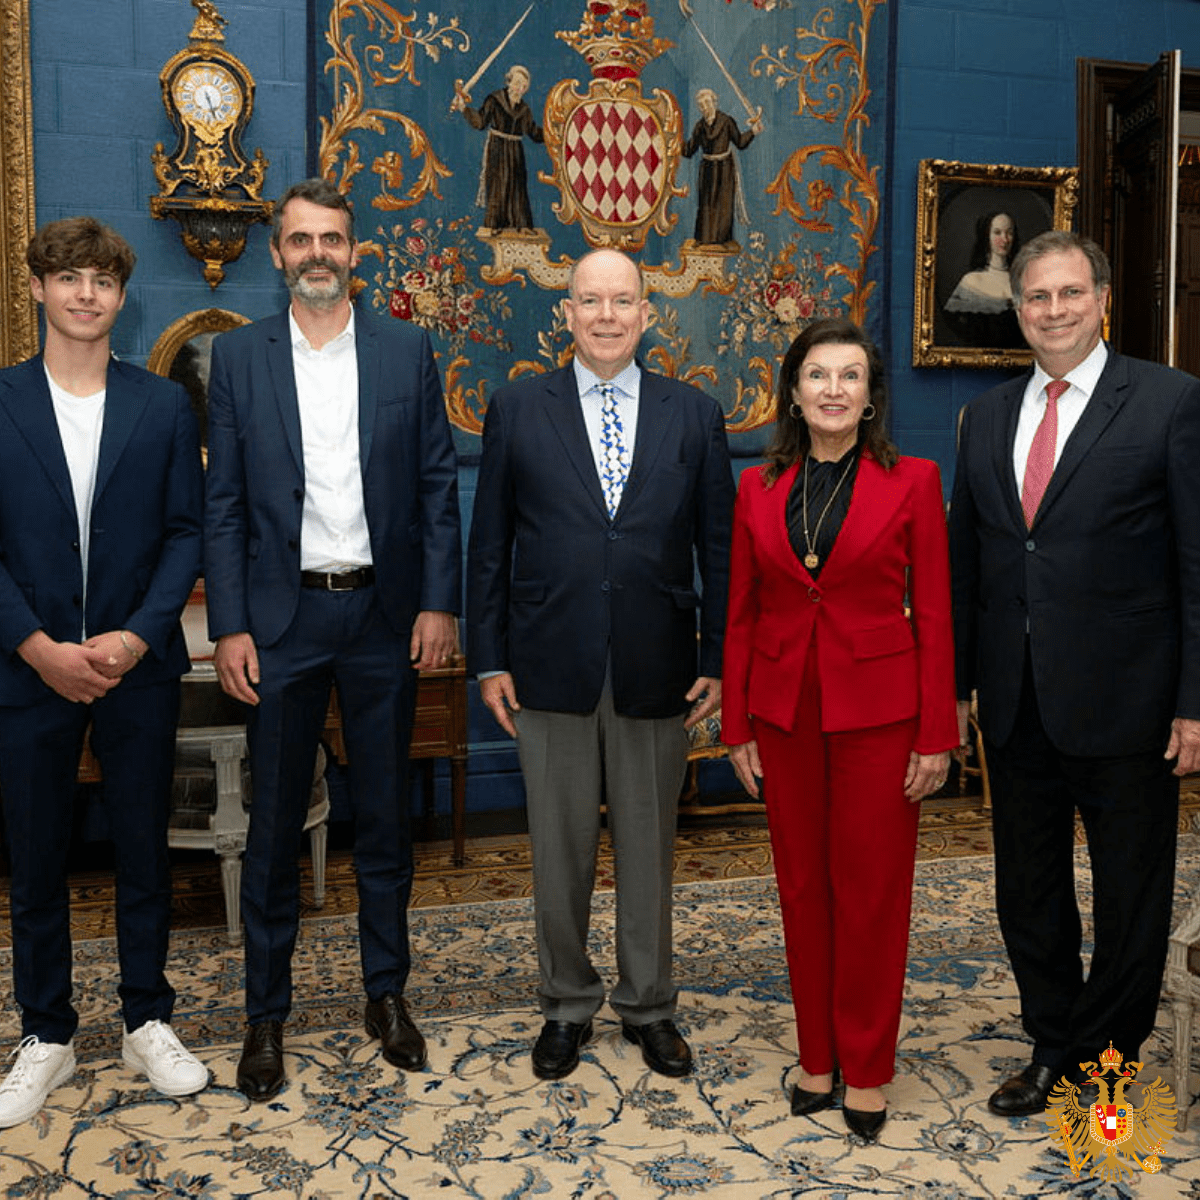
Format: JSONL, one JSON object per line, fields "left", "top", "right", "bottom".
{"left": 1045, "top": 1042, "right": 1176, "bottom": 1181}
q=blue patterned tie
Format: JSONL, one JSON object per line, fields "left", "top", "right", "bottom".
{"left": 598, "top": 382, "right": 629, "bottom": 518}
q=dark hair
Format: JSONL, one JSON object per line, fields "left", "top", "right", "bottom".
{"left": 762, "top": 316, "right": 898, "bottom": 484}
{"left": 271, "top": 177, "right": 355, "bottom": 246}
{"left": 1010, "top": 229, "right": 1111, "bottom": 303}
{"left": 26, "top": 217, "right": 135, "bottom": 287}
{"left": 967, "top": 211, "right": 1020, "bottom": 272}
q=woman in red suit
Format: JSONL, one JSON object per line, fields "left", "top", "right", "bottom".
{"left": 723, "top": 318, "right": 957, "bottom": 1141}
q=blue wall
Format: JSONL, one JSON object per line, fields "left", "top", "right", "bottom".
{"left": 27, "top": 0, "right": 1200, "bottom": 822}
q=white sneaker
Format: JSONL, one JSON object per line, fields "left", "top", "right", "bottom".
{"left": 122, "top": 1020, "right": 209, "bottom": 1097}
{"left": 0, "top": 1036, "right": 76, "bottom": 1127}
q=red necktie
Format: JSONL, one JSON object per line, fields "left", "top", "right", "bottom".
{"left": 1021, "top": 379, "right": 1068, "bottom": 528}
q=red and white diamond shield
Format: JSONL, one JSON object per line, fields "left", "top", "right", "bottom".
{"left": 564, "top": 99, "right": 665, "bottom": 226}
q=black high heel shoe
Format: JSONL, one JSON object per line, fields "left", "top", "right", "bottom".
{"left": 842, "top": 1103, "right": 887, "bottom": 1142}
{"left": 790, "top": 1066, "right": 840, "bottom": 1116}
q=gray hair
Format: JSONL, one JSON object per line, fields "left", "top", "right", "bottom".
{"left": 1010, "top": 230, "right": 1110, "bottom": 303}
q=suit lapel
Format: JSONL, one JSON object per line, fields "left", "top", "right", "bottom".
{"left": 0, "top": 357, "right": 79, "bottom": 519}
{"left": 1031, "top": 351, "right": 1128, "bottom": 527}
{"left": 544, "top": 367, "right": 608, "bottom": 518}
{"left": 94, "top": 360, "right": 150, "bottom": 505}
{"left": 355, "top": 313, "right": 380, "bottom": 469}
{"left": 619, "top": 369, "right": 675, "bottom": 513}
{"left": 995, "top": 375, "right": 1028, "bottom": 533}
{"left": 264, "top": 311, "right": 304, "bottom": 475}
{"left": 762, "top": 462, "right": 816, "bottom": 585}
{"left": 820, "top": 455, "right": 910, "bottom": 580}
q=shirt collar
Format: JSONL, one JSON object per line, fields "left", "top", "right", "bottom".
{"left": 288, "top": 305, "right": 356, "bottom": 355}
{"left": 1030, "top": 339, "right": 1108, "bottom": 401}
{"left": 572, "top": 357, "right": 641, "bottom": 399}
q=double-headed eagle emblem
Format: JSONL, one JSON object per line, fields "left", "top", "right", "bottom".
{"left": 1045, "top": 1042, "right": 1176, "bottom": 1180}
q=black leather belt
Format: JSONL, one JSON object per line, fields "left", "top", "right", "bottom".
{"left": 300, "top": 566, "right": 375, "bottom": 591}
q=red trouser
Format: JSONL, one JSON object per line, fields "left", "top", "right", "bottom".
{"left": 754, "top": 647, "right": 919, "bottom": 1088}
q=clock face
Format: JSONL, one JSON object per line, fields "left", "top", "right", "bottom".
{"left": 172, "top": 63, "right": 242, "bottom": 128}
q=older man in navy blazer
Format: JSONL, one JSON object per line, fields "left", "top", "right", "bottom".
{"left": 205, "top": 179, "right": 461, "bottom": 1101}
{"left": 0, "top": 217, "right": 207, "bottom": 1126}
{"left": 468, "top": 248, "right": 733, "bottom": 1081}
{"left": 950, "top": 231, "right": 1200, "bottom": 1117}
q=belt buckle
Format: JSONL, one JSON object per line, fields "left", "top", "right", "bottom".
{"left": 327, "top": 571, "right": 352, "bottom": 591}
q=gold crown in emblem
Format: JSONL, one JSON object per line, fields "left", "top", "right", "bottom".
{"left": 557, "top": 1, "right": 674, "bottom": 80}
{"left": 1098, "top": 1042, "right": 1123, "bottom": 1069}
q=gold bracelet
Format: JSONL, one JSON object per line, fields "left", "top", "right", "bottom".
{"left": 119, "top": 631, "right": 143, "bottom": 661}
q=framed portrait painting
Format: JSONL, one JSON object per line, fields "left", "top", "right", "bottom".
{"left": 912, "top": 160, "right": 1079, "bottom": 368}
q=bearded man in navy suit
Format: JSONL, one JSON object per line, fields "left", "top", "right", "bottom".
{"left": 0, "top": 217, "right": 207, "bottom": 1126}
{"left": 468, "top": 248, "right": 734, "bottom": 1081}
{"left": 205, "top": 179, "right": 461, "bottom": 1101}
{"left": 950, "top": 230, "right": 1200, "bottom": 1117}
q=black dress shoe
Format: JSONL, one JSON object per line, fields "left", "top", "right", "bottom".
{"left": 532, "top": 1019, "right": 592, "bottom": 1080}
{"left": 790, "top": 1083, "right": 835, "bottom": 1115}
{"left": 843, "top": 1104, "right": 887, "bottom": 1142}
{"left": 622, "top": 1019, "right": 693, "bottom": 1077}
{"left": 236, "top": 1020, "right": 285, "bottom": 1102}
{"left": 987, "top": 1062, "right": 1058, "bottom": 1117}
{"left": 365, "top": 993, "right": 427, "bottom": 1070}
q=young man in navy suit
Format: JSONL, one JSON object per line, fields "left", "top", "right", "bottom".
{"left": 0, "top": 218, "right": 207, "bottom": 1126}
{"left": 468, "top": 248, "right": 733, "bottom": 1080}
{"left": 205, "top": 179, "right": 461, "bottom": 1101}
{"left": 950, "top": 231, "right": 1200, "bottom": 1117}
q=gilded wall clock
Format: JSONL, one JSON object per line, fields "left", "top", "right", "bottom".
{"left": 150, "top": 0, "right": 271, "bottom": 287}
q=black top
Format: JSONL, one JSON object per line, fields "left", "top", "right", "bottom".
{"left": 786, "top": 446, "right": 860, "bottom": 578}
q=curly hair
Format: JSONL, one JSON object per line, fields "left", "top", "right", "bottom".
{"left": 26, "top": 217, "right": 136, "bottom": 287}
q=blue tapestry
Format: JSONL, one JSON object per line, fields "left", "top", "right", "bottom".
{"left": 311, "top": 0, "right": 892, "bottom": 451}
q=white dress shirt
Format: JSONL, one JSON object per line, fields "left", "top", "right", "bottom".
{"left": 289, "top": 308, "right": 373, "bottom": 571}
{"left": 573, "top": 358, "right": 641, "bottom": 500}
{"left": 46, "top": 366, "right": 105, "bottom": 636}
{"left": 1012, "top": 340, "right": 1109, "bottom": 485}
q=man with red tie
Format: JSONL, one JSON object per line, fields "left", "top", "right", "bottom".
{"left": 949, "top": 230, "right": 1200, "bottom": 1117}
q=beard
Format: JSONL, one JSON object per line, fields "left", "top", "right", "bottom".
{"left": 285, "top": 256, "right": 350, "bottom": 309}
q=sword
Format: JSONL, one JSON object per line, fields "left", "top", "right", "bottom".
{"left": 452, "top": 4, "right": 534, "bottom": 111}
{"left": 687, "top": 15, "right": 764, "bottom": 130}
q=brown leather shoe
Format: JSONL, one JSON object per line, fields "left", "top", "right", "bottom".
{"left": 364, "top": 994, "right": 427, "bottom": 1070}
{"left": 622, "top": 1019, "right": 693, "bottom": 1077}
{"left": 236, "top": 1020, "right": 285, "bottom": 1102}
{"left": 987, "top": 1062, "right": 1057, "bottom": 1117}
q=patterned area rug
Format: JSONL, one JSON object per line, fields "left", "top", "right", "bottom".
{"left": 2, "top": 834, "right": 1199, "bottom": 1198}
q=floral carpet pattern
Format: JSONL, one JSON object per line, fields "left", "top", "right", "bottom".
{"left": 2, "top": 839, "right": 1200, "bottom": 1198}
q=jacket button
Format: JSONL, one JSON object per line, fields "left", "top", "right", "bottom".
{"left": 288, "top": 539, "right": 298, "bottom": 550}
{"left": 808, "top": 587, "right": 820, "bottom": 603}
{"left": 601, "top": 581, "right": 611, "bottom": 592}
{"left": 1025, "top": 539, "right": 1036, "bottom": 551}
{"left": 608, "top": 530, "right": 619, "bottom": 540}
{"left": 294, "top": 489, "right": 303, "bottom": 501}
{"left": 71, "top": 541, "right": 79, "bottom": 552}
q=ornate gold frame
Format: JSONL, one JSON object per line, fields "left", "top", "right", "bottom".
{"left": 1, "top": 0, "right": 37, "bottom": 366}
{"left": 147, "top": 306, "right": 249, "bottom": 378}
{"left": 913, "top": 159, "right": 1079, "bottom": 369}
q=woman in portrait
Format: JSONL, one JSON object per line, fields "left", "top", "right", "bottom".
{"left": 722, "top": 317, "right": 958, "bottom": 1142}
{"left": 943, "top": 211, "right": 1024, "bottom": 348}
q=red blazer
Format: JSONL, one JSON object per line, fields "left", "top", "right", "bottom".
{"left": 722, "top": 454, "right": 958, "bottom": 753}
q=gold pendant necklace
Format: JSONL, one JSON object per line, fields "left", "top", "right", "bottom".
{"left": 801, "top": 452, "right": 856, "bottom": 571}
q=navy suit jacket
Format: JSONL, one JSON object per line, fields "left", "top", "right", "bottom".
{"left": 204, "top": 309, "right": 461, "bottom": 647}
{"left": 949, "top": 348, "right": 1200, "bottom": 756}
{"left": 0, "top": 355, "right": 203, "bottom": 705}
{"left": 467, "top": 364, "right": 734, "bottom": 719}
